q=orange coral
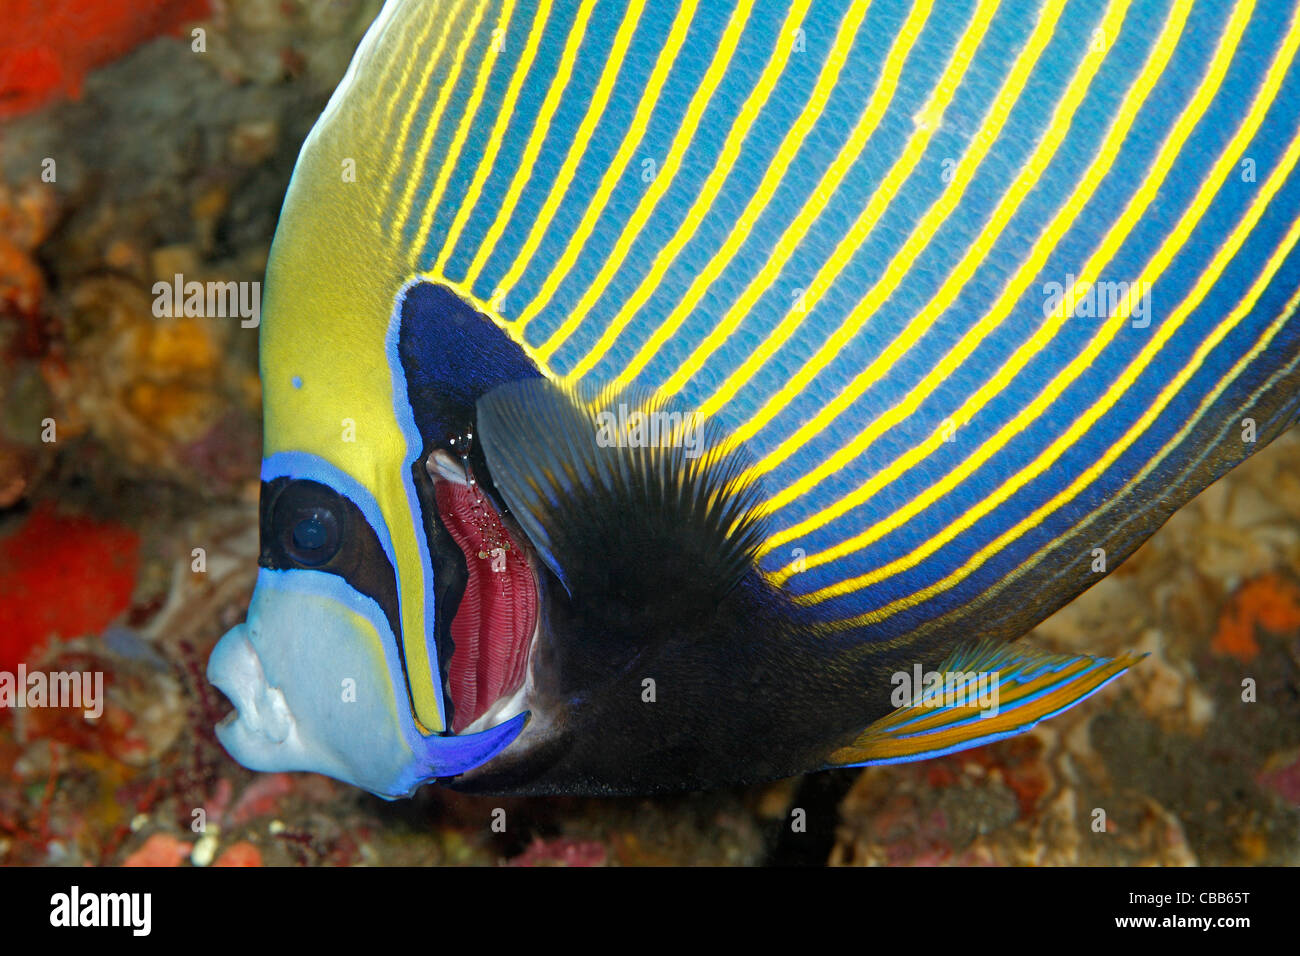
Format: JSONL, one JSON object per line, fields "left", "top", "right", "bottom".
{"left": 1211, "top": 573, "right": 1300, "bottom": 663}
{"left": 214, "top": 842, "right": 264, "bottom": 867}
{"left": 122, "top": 832, "right": 191, "bottom": 867}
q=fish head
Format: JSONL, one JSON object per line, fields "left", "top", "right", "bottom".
{"left": 206, "top": 452, "right": 529, "bottom": 798}
{"left": 205, "top": 272, "right": 540, "bottom": 797}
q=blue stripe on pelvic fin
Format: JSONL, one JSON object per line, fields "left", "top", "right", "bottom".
{"left": 826, "top": 639, "right": 1145, "bottom": 767}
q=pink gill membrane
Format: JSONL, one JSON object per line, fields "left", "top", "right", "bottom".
{"left": 434, "top": 480, "right": 537, "bottom": 733}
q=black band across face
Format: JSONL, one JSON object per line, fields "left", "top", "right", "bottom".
{"left": 259, "top": 477, "right": 403, "bottom": 650}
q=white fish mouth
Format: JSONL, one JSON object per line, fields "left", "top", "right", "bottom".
{"left": 208, "top": 623, "right": 294, "bottom": 746}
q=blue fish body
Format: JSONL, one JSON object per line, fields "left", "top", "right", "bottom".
{"left": 207, "top": 0, "right": 1300, "bottom": 795}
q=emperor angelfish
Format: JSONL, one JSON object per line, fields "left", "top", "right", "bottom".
{"left": 208, "top": 0, "right": 1300, "bottom": 797}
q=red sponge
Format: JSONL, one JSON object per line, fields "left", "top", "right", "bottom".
{"left": 0, "top": 503, "right": 140, "bottom": 671}
{"left": 0, "top": 0, "right": 210, "bottom": 119}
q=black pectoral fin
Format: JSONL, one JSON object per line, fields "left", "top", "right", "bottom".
{"left": 475, "top": 379, "right": 767, "bottom": 607}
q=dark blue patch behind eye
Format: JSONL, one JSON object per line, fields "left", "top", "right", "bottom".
{"left": 396, "top": 283, "right": 542, "bottom": 444}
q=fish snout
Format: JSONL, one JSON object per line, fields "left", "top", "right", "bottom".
{"left": 208, "top": 622, "right": 294, "bottom": 751}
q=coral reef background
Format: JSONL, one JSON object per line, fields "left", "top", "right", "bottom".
{"left": 1, "top": 0, "right": 1297, "bottom": 866}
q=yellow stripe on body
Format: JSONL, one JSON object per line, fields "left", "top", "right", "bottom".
{"left": 771, "top": 0, "right": 1272, "bottom": 586}
{"left": 564, "top": 0, "right": 816, "bottom": 382}
{"left": 831, "top": 173, "right": 1300, "bottom": 628}
{"left": 742, "top": 0, "right": 1134, "bottom": 488}
{"left": 656, "top": 0, "right": 936, "bottom": 399}
{"left": 818, "top": 275, "right": 1300, "bottom": 652}
{"left": 596, "top": 1, "right": 873, "bottom": 391}
{"left": 506, "top": 0, "right": 701, "bottom": 331}
{"left": 720, "top": 0, "right": 1072, "bottom": 448}
{"left": 622, "top": 0, "right": 1070, "bottom": 404}
{"left": 683, "top": 0, "right": 1002, "bottom": 418}
{"left": 433, "top": 0, "right": 557, "bottom": 274}
{"left": 762, "top": 0, "right": 1209, "bottom": 561}
{"left": 390, "top": 0, "right": 495, "bottom": 255}
{"left": 963, "top": 277, "right": 1300, "bottom": 625}
{"left": 797, "top": 27, "right": 1300, "bottom": 609}
{"left": 461, "top": 0, "right": 610, "bottom": 290}
{"left": 533, "top": 0, "right": 758, "bottom": 359}
{"left": 413, "top": 1, "right": 520, "bottom": 262}
{"left": 366, "top": 1, "right": 454, "bottom": 217}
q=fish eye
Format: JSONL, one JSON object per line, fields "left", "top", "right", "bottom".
{"left": 267, "top": 481, "right": 346, "bottom": 568}
{"left": 289, "top": 507, "right": 340, "bottom": 565}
